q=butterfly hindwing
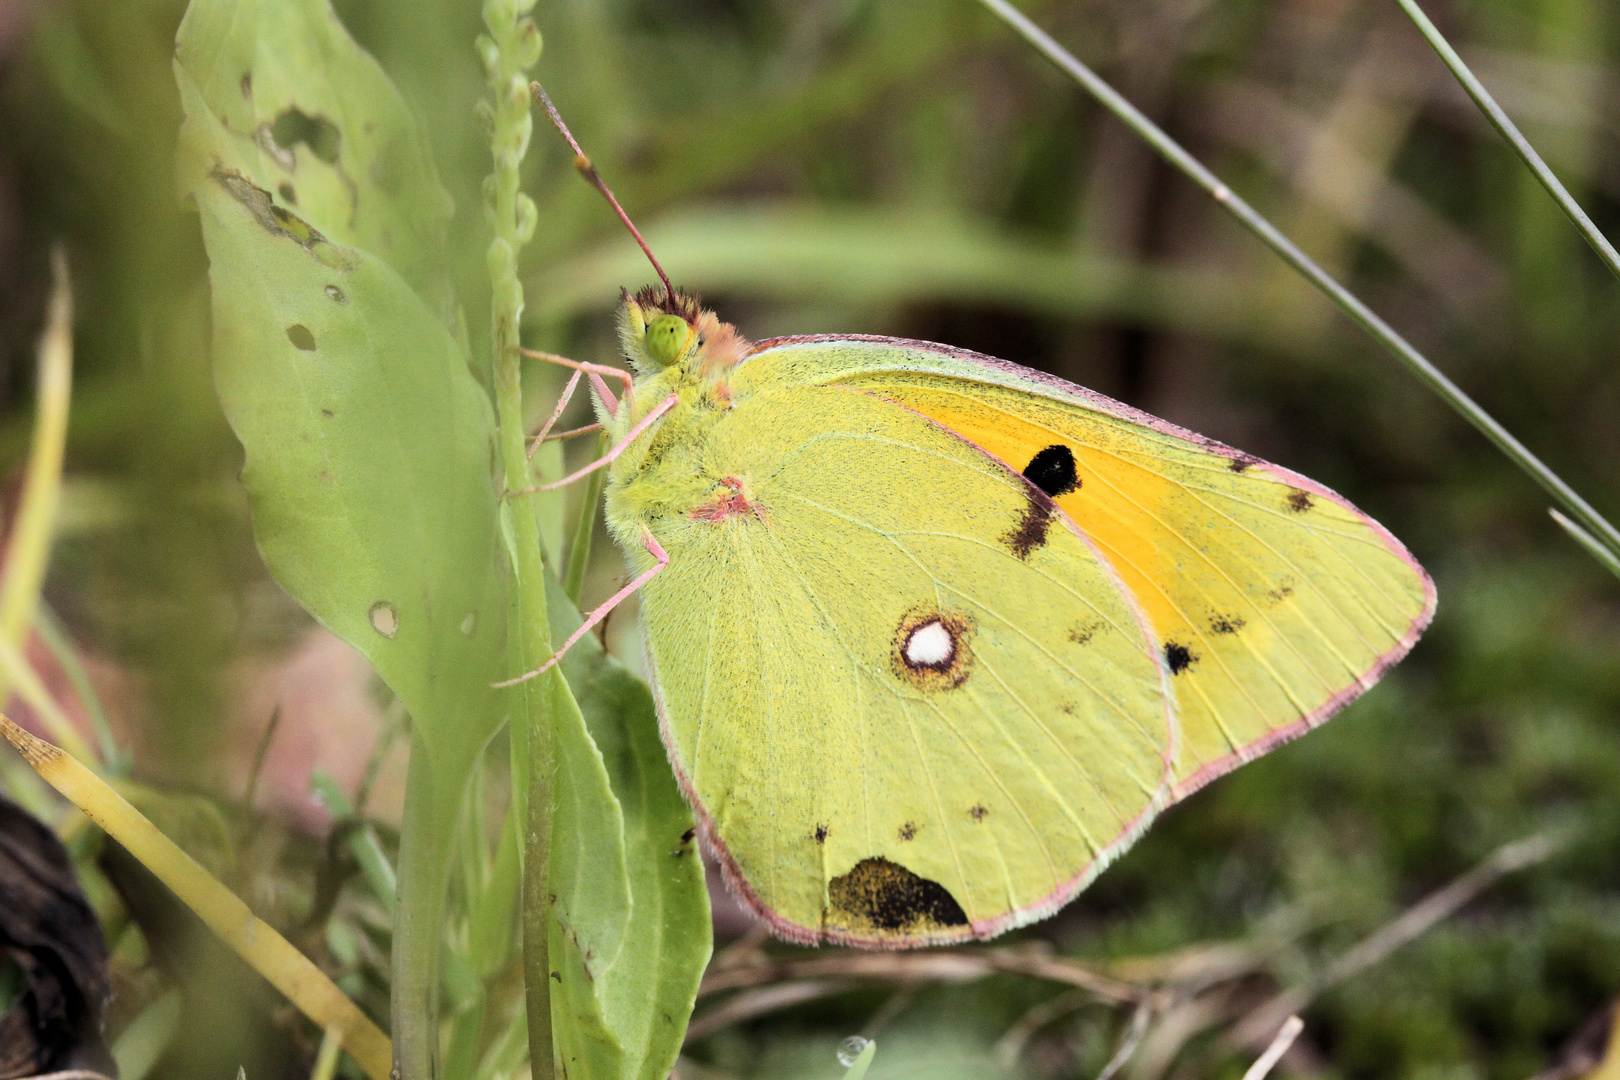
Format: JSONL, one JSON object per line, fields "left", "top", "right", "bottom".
{"left": 734, "top": 335, "right": 1436, "bottom": 798}
{"left": 627, "top": 383, "right": 1173, "bottom": 947}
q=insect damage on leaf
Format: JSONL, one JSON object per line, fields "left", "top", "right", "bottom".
{"left": 211, "top": 167, "right": 355, "bottom": 271}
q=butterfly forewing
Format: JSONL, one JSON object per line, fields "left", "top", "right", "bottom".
{"left": 631, "top": 384, "right": 1173, "bottom": 947}
{"left": 735, "top": 337, "right": 1436, "bottom": 798}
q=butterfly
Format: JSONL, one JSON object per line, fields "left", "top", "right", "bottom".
{"left": 511, "top": 281, "right": 1434, "bottom": 950}
{"left": 513, "top": 88, "right": 1435, "bottom": 949}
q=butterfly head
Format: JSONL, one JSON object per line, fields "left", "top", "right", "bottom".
{"left": 618, "top": 285, "right": 749, "bottom": 381}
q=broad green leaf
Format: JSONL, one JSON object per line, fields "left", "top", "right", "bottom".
{"left": 551, "top": 575, "right": 712, "bottom": 1080}
{"left": 177, "top": 63, "right": 505, "bottom": 795}
{"left": 175, "top": 26, "right": 504, "bottom": 1069}
{"left": 174, "top": 0, "right": 454, "bottom": 306}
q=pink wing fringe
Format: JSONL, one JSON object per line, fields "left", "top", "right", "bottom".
{"left": 644, "top": 334, "right": 1435, "bottom": 947}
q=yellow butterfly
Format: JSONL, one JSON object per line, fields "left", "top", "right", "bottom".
{"left": 511, "top": 281, "right": 1433, "bottom": 950}
{"left": 510, "top": 89, "right": 1435, "bottom": 949}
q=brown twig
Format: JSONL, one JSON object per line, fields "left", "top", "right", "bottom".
{"left": 1232, "top": 831, "right": 1564, "bottom": 1049}
{"left": 698, "top": 946, "right": 1143, "bottom": 1004}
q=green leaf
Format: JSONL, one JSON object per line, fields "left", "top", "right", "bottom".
{"left": 175, "top": 14, "right": 503, "bottom": 1068}
{"left": 174, "top": 0, "right": 455, "bottom": 306}
{"left": 550, "top": 574, "right": 712, "bottom": 1080}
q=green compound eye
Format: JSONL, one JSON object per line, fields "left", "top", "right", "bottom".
{"left": 644, "top": 314, "right": 689, "bottom": 367}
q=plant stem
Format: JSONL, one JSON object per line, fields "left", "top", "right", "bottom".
{"left": 480, "top": 1, "right": 554, "bottom": 1075}
{"left": 977, "top": 0, "right": 1620, "bottom": 563}
{"left": 564, "top": 431, "right": 609, "bottom": 605}
{"left": 1394, "top": 0, "right": 1620, "bottom": 289}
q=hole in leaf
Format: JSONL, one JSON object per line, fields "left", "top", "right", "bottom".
{"left": 271, "top": 108, "right": 342, "bottom": 165}
{"left": 369, "top": 602, "right": 398, "bottom": 638}
{"left": 324, "top": 285, "right": 346, "bottom": 304}
{"left": 460, "top": 613, "right": 477, "bottom": 636}
{"left": 286, "top": 324, "right": 317, "bottom": 351}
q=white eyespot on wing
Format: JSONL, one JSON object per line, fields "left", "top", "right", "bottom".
{"left": 904, "top": 620, "right": 955, "bottom": 668}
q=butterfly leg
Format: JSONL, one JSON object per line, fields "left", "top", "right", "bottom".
{"left": 520, "top": 347, "right": 634, "bottom": 417}
{"left": 526, "top": 368, "right": 583, "bottom": 459}
{"left": 508, "top": 392, "right": 678, "bottom": 495}
{"left": 492, "top": 529, "right": 668, "bottom": 688}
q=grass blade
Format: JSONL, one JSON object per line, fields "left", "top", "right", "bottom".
{"left": 1394, "top": 0, "right": 1620, "bottom": 286}
{"left": 1550, "top": 509, "right": 1620, "bottom": 583}
{"left": 976, "top": 0, "right": 1620, "bottom": 564}
{"left": 0, "top": 714, "right": 392, "bottom": 1078}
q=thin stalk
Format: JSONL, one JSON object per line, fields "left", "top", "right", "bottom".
{"left": 480, "top": 1, "right": 554, "bottom": 1075}
{"left": 977, "top": 0, "right": 1620, "bottom": 563}
{"left": 1394, "top": 0, "right": 1620, "bottom": 287}
{"left": 564, "top": 431, "right": 609, "bottom": 605}
{"left": 1550, "top": 509, "right": 1620, "bottom": 583}
{"left": 0, "top": 713, "right": 392, "bottom": 1078}
{"left": 36, "top": 605, "right": 119, "bottom": 773}
{"left": 0, "top": 248, "right": 73, "bottom": 656}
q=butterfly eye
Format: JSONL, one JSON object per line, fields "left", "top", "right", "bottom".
{"left": 644, "top": 314, "right": 689, "bottom": 367}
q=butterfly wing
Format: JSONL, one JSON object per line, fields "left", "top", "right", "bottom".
{"left": 626, "top": 382, "right": 1173, "bottom": 947}
{"left": 733, "top": 335, "right": 1435, "bottom": 798}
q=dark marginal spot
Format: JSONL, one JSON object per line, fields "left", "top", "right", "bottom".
{"left": 969, "top": 805, "right": 988, "bottom": 822}
{"left": 278, "top": 182, "right": 297, "bottom": 205}
{"left": 1165, "top": 641, "right": 1197, "bottom": 675}
{"left": 814, "top": 824, "right": 828, "bottom": 845}
{"left": 1003, "top": 490, "right": 1055, "bottom": 560}
{"left": 1023, "top": 445, "right": 1079, "bottom": 498}
{"left": 271, "top": 107, "right": 342, "bottom": 165}
{"left": 1210, "top": 614, "right": 1246, "bottom": 635}
{"left": 897, "top": 822, "right": 918, "bottom": 842}
{"left": 286, "top": 324, "right": 317, "bottom": 351}
{"left": 1069, "top": 620, "right": 1105, "bottom": 646}
{"left": 1229, "top": 454, "right": 1259, "bottom": 473}
{"left": 891, "top": 608, "right": 974, "bottom": 691}
{"left": 827, "top": 857, "right": 968, "bottom": 933}
{"left": 1287, "top": 489, "right": 1314, "bottom": 513}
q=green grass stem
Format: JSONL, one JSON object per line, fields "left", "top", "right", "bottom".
{"left": 1394, "top": 0, "right": 1620, "bottom": 290}
{"left": 978, "top": 0, "right": 1620, "bottom": 564}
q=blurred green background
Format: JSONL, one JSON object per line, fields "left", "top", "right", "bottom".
{"left": 3, "top": 0, "right": 1620, "bottom": 1078}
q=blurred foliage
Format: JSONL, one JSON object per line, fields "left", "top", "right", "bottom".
{"left": 1, "top": 0, "right": 1619, "bottom": 1078}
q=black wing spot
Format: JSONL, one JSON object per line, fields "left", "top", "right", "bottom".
{"left": 1023, "top": 445, "right": 1079, "bottom": 498}
{"left": 827, "top": 858, "right": 968, "bottom": 933}
{"left": 813, "top": 824, "right": 828, "bottom": 844}
{"left": 1229, "top": 454, "right": 1259, "bottom": 473}
{"left": 1287, "top": 489, "right": 1314, "bottom": 513}
{"left": 1210, "top": 615, "right": 1246, "bottom": 635}
{"left": 286, "top": 324, "right": 317, "bottom": 351}
{"left": 968, "top": 805, "right": 988, "bottom": 822}
{"left": 897, "top": 822, "right": 918, "bottom": 841}
{"left": 1165, "top": 641, "right": 1198, "bottom": 675}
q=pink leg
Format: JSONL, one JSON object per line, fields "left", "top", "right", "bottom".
{"left": 535, "top": 422, "right": 603, "bottom": 444}
{"left": 527, "top": 369, "right": 582, "bottom": 459}
{"left": 492, "top": 530, "right": 668, "bottom": 688}
{"left": 521, "top": 347, "right": 633, "bottom": 417}
{"left": 509, "top": 392, "right": 678, "bottom": 495}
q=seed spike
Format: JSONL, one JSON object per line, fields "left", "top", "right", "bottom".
{"left": 531, "top": 83, "right": 679, "bottom": 313}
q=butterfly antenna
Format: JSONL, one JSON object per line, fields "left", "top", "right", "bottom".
{"left": 532, "top": 83, "right": 678, "bottom": 312}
